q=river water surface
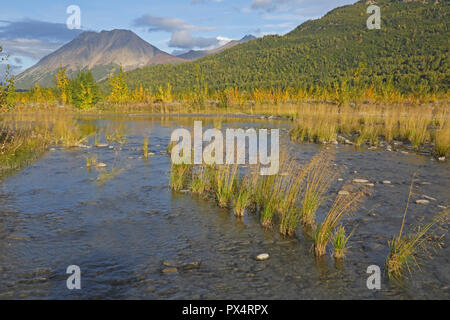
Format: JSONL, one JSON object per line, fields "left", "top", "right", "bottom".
{"left": 0, "top": 115, "right": 448, "bottom": 299}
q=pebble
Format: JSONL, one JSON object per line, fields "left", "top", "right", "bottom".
{"left": 422, "top": 195, "right": 437, "bottom": 202}
{"left": 438, "top": 205, "right": 447, "bottom": 209}
{"left": 338, "top": 190, "right": 350, "bottom": 196}
{"left": 365, "top": 183, "right": 375, "bottom": 187}
{"left": 337, "top": 178, "right": 344, "bottom": 182}
{"left": 353, "top": 179, "right": 369, "bottom": 183}
{"left": 382, "top": 180, "right": 391, "bottom": 184}
{"left": 96, "top": 162, "right": 107, "bottom": 168}
{"left": 416, "top": 199, "right": 430, "bottom": 205}
{"left": 161, "top": 267, "right": 178, "bottom": 274}
{"left": 255, "top": 253, "right": 270, "bottom": 261}
{"left": 95, "top": 143, "right": 109, "bottom": 148}
{"left": 438, "top": 157, "right": 446, "bottom": 161}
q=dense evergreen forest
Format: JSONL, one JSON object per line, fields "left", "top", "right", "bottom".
{"left": 118, "top": 0, "right": 449, "bottom": 95}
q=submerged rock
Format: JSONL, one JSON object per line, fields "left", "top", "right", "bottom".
{"left": 161, "top": 267, "right": 178, "bottom": 274}
{"left": 255, "top": 253, "right": 270, "bottom": 261}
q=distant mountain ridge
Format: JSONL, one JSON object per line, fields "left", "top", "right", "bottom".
{"left": 15, "top": 29, "right": 184, "bottom": 89}
{"left": 176, "top": 35, "right": 256, "bottom": 60}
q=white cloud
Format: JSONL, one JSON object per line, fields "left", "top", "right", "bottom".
{"left": 168, "top": 30, "right": 220, "bottom": 49}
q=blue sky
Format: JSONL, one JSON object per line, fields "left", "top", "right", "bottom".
{"left": 0, "top": 0, "right": 357, "bottom": 74}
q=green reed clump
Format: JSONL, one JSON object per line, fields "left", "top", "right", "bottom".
{"left": 260, "top": 195, "right": 277, "bottom": 227}
{"left": 191, "top": 165, "right": 208, "bottom": 195}
{"left": 215, "top": 164, "right": 237, "bottom": 207}
{"left": 300, "top": 152, "right": 337, "bottom": 230}
{"left": 386, "top": 175, "right": 448, "bottom": 279}
{"left": 142, "top": 137, "right": 149, "bottom": 160}
{"left": 85, "top": 153, "right": 98, "bottom": 170}
{"left": 331, "top": 224, "right": 356, "bottom": 259}
{"left": 96, "top": 168, "right": 125, "bottom": 186}
{"left": 169, "top": 162, "right": 192, "bottom": 191}
{"left": 234, "top": 177, "right": 251, "bottom": 217}
{"left": 279, "top": 161, "right": 307, "bottom": 236}
{"left": 434, "top": 124, "right": 450, "bottom": 157}
{"left": 313, "top": 188, "right": 364, "bottom": 257}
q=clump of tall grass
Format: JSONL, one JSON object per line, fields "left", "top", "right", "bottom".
{"left": 279, "top": 161, "right": 307, "bottom": 236}
{"left": 434, "top": 124, "right": 450, "bottom": 157}
{"left": 169, "top": 162, "right": 192, "bottom": 191}
{"left": 386, "top": 175, "right": 448, "bottom": 279}
{"left": 233, "top": 177, "right": 251, "bottom": 217}
{"left": 85, "top": 153, "right": 98, "bottom": 170}
{"left": 313, "top": 188, "right": 364, "bottom": 257}
{"left": 142, "top": 137, "right": 149, "bottom": 160}
{"left": 260, "top": 195, "right": 277, "bottom": 227}
{"left": 191, "top": 165, "right": 208, "bottom": 195}
{"left": 331, "top": 224, "right": 356, "bottom": 259}
{"left": 300, "top": 152, "right": 337, "bottom": 230}
{"left": 215, "top": 164, "right": 237, "bottom": 207}
{"left": 96, "top": 168, "right": 125, "bottom": 186}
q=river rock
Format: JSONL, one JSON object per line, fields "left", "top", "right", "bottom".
{"left": 438, "top": 157, "right": 446, "bottom": 161}
{"left": 382, "top": 180, "right": 391, "bottom": 184}
{"left": 422, "top": 195, "right": 437, "bottom": 201}
{"left": 365, "top": 183, "right": 375, "bottom": 187}
{"left": 161, "top": 267, "right": 178, "bottom": 274}
{"left": 416, "top": 199, "right": 430, "bottom": 205}
{"left": 95, "top": 143, "right": 109, "bottom": 148}
{"left": 96, "top": 162, "right": 107, "bottom": 168}
{"left": 338, "top": 190, "right": 350, "bottom": 196}
{"left": 353, "top": 179, "right": 369, "bottom": 183}
{"left": 255, "top": 253, "right": 270, "bottom": 261}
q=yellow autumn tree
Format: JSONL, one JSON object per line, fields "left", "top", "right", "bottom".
{"left": 108, "top": 66, "right": 130, "bottom": 104}
{"left": 55, "top": 64, "right": 70, "bottom": 104}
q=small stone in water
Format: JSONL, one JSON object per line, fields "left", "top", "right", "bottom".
{"left": 353, "top": 179, "right": 369, "bottom": 183}
{"left": 365, "top": 183, "right": 375, "bottom": 187}
{"left": 255, "top": 253, "right": 270, "bottom": 261}
{"left": 382, "top": 180, "right": 391, "bottom": 184}
{"left": 161, "top": 267, "right": 178, "bottom": 274}
{"left": 338, "top": 190, "right": 350, "bottom": 196}
{"left": 95, "top": 143, "right": 108, "bottom": 148}
{"left": 438, "top": 157, "right": 445, "bottom": 161}
{"left": 422, "top": 195, "right": 437, "bottom": 201}
{"left": 416, "top": 199, "right": 430, "bottom": 205}
{"left": 96, "top": 162, "right": 107, "bottom": 168}
{"left": 337, "top": 178, "right": 344, "bottom": 182}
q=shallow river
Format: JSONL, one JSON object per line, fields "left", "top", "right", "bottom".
{"left": 0, "top": 115, "right": 448, "bottom": 299}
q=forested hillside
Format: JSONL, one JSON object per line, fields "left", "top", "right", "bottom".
{"left": 121, "top": 0, "right": 449, "bottom": 94}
